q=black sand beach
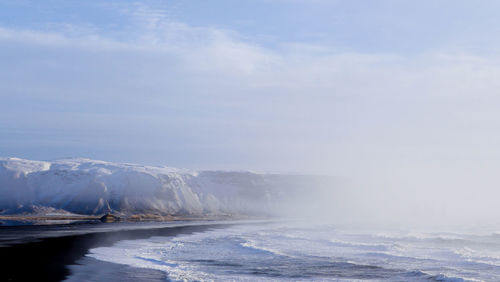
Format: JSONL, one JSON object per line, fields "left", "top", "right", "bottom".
{"left": 0, "top": 221, "right": 226, "bottom": 281}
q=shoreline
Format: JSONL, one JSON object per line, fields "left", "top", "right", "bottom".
{"left": 67, "top": 256, "right": 168, "bottom": 282}
{"left": 0, "top": 213, "right": 259, "bottom": 226}
{"left": 0, "top": 221, "right": 231, "bottom": 281}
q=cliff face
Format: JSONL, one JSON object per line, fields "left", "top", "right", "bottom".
{"left": 0, "top": 157, "right": 332, "bottom": 216}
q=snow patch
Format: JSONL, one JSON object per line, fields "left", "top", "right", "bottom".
{"left": 0, "top": 157, "right": 331, "bottom": 215}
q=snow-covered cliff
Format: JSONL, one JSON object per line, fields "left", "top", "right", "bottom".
{"left": 0, "top": 157, "right": 331, "bottom": 216}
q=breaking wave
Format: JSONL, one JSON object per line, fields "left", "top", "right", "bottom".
{"left": 87, "top": 222, "right": 500, "bottom": 281}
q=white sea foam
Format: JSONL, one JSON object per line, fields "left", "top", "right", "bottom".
{"left": 87, "top": 222, "right": 500, "bottom": 281}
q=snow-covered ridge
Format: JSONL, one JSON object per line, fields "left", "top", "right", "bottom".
{"left": 0, "top": 157, "right": 332, "bottom": 216}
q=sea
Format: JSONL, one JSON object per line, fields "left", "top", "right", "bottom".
{"left": 86, "top": 221, "right": 500, "bottom": 281}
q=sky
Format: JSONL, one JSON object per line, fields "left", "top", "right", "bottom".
{"left": 2, "top": 0, "right": 500, "bottom": 188}
{"left": 5, "top": 0, "right": 500, "bottom": 224}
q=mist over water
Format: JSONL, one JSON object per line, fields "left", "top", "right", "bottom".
{"left": 3, "top": 1, "right": 500, "bottom": 281}
{"left": 1, "top": 0, "right": 499, "bottom": 232}
{"left": 274, "top": 162, "right": 500, "bottom": 231}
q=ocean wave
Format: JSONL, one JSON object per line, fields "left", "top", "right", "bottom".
{"left": 430, "top": 273, "right": 484, "bottom": 282}
{"left": 239, "top": 239, "right": 289, "bottom": 257}
{"left": 88, "top": 223, "right": 500, "bottom": 281}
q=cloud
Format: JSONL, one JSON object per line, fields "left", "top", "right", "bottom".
{"left": 4, "top": 2, "right": 500, "bottom": 225}
{"left": 1, "top": 6, "right": 500, "bottom": 175}
{"left": 0, "top": 26, "right": 136, "bottom": 52}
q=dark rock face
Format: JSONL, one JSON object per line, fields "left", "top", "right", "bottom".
{"left": 100, "top": 214, "right": 119, "bottom": 223}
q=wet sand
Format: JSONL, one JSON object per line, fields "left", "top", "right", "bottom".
{"left": 0, "top": 222, "right": 227, "bottom": 281}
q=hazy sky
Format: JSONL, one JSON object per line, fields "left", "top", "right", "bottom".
{"left": 2, "top": 0, "right": 500, "bottom": 184}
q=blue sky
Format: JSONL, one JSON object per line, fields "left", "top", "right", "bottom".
{"left": 2, "top": 0, "right": 500, "bottom": 187}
